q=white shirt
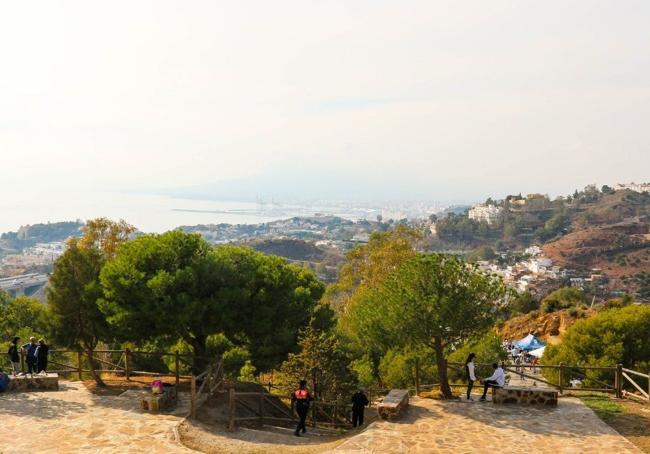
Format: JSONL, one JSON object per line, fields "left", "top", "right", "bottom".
{"left": 486, "top": 367, "right": 506, "bottom": 387}
{"left": 467, "top": 362, "right": 476, "bottom": 381}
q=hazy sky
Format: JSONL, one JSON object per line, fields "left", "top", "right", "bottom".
{"left": 1, "top": 0, "right": 649, "bottom": 207}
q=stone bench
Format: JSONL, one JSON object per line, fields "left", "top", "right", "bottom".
{"left": 141, "top": 385, "right": 177, "bottom": 413}
{"left": 7, "top": 373, "right": 59, "bottom": 392}
{"left": 492, "top": 386, "right": 558, "bottom": 406}
{"left": 378, "top": 389, "right": 409, "bottom": 420}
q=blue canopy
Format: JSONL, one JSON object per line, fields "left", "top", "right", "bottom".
{"left": 514, "top": 334, "right": 545, "bottom": 351}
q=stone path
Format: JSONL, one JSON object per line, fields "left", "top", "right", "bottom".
{"left": 326, "top": 396, "right": 641, "bottom": 454}
{"left": 0, "top": 381, "right": 194, "bottom": 454}
{"left": 0, "top": 383, "right": 641, "bottom": 453}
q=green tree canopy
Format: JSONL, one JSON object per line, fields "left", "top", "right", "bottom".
{"left": 47, "top": 240, "right": 108, "bottom": 384}
{"left": 47, "top": 218, "right": 135, "bottom": 386}
{"left": 99, "top": 231, "right": 326, "bottom": 372}
{"left": 277, "top": 325, "right": 357, "bottom": 402}
{"left": 324, "top": 226, "right": 420, "bottom": 313}
{"left": 343, "top": 253, "right": 506, "bottom": 397}
{"left": 0, "top": 296, "right": 49, "bottom": 353}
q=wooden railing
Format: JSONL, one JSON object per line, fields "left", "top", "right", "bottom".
{"left": 190, "top": 356, "right": 224, "bottom": 418}
{"left": 226, "top": 387, "right": 355, "bottom": 430}
{"left": 12, "top": 348, "right": 218, "bottom": 389}
{"left": 621, "top": 367, "right": 650, "bottom": 403}
{"left": 444, "top": 361, "right": 650, "bottom": 402}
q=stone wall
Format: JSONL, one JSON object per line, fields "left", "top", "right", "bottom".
{"left": 7, "top": 373, "right": 59, "bottom": 392}
{"left": 493, "top": 386, "right": 558, "bottom": 406}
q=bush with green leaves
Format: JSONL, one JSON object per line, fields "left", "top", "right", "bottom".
{"left": 377, "top": 348, "right": 438, "bottom": 389}
{"left": 541, "top": 287, "right": 586, "bottom": 313}
{"left": 542, "top": 305, "right": 650, "bottom": 387}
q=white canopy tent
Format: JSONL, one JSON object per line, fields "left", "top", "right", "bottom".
{"left": 529, "top": 346, "right": 546, "bottom": 358}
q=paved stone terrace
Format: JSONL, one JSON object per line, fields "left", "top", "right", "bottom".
{"left": 0, "top": 382, "right": 641, "bottom": 453}
{"left": 327, "top": 395, "right": 641, "bottom": 454}
{"left": 0, "top": 381, "right": 193, "bottom": 454}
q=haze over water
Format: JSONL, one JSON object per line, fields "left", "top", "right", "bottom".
{"left": 0, "top": 191, "right": 374, "bottom": 235}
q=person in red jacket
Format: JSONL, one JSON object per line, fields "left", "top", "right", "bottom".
{"left": 291, "top": 380, "right": 313, "bottom": 436}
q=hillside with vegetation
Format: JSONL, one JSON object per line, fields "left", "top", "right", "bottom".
{"left": 434, "top": 186, "right": 650, "bottom": 251}
{"left": 0, "top": 221, "right": 83, "bottom": 252}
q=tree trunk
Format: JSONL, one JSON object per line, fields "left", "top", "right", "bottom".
{"left": 85, "top": 348, "right": 106, "bottom": 387}
{"left": 190, "top": 335, "right": 208, "bottom": 375}
{"left": 434, "top": 338, "right": 452, "bottom": 398}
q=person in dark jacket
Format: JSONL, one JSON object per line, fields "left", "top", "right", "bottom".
{"left": 291, "top": 380, "right": 313, "bottom": 436}
{"left": 351, "top": 389, "right": 369, "bottom": 428}
{"left": 7, "top": 336, "right": 21, "bottom": 376}
{"left": 22, "top": 337, "right": 38, "bottom": 375}
{"left": 34, "top": 339, "right": 49, "bottom": 374}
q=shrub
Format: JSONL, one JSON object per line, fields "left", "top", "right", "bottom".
{"left": 541, "top": 287, "right": 586, "bottom": 313}
{"left": 542, "top": 305, "right": 650, "bottom": 386}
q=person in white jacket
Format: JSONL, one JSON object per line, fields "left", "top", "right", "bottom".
{"left": 479, "top": 363, "right": 505, "bottom": 401}
{"left": 465, "top": 353, "right": 476, "bottom": 400}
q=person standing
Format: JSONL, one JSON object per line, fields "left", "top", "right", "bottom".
{"left": 7, "top": 336, "right": 21, "bottom": 376}
{"left": 351, "top": 389, "right": 369, "bottom": 427}
{"left": 292, "top": 380, "right": 312, "bottom": 436}
{"left": 22, "top": 337, "right": 38, "bottom": 376}
{"left": 35, "top": 339, "right": 49, "bottom": 374}
{"left": 465, "top": 352, "right": 476, "bottom": 400}
{"left": 479, "top": 363, "right": 506, "bottom": 401}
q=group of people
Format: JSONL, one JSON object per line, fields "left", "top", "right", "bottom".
{"left": 6, "top": 336, "right": 49, "bottom": 376}
{"left": 291, "top": 380, "right": 369, "bottom": 437}
{"left": 464, "top": 352, "right": 506, "bottom": 401}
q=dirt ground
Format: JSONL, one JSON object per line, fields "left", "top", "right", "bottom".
{"left": 179, "top": 419, "right": 345, "bottom": 454}
{"left": 82, "top": 373, "right": 192, "bottom": 396}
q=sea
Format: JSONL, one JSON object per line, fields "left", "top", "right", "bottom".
{"left": 0, "top": 191, "right": 378, "bottom": 235}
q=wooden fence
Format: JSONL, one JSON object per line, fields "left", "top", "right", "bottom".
{"left": 190, "top": 356, "right": 225, "bottom": 418}
{"left": 621, "top": 367, "right": 650, "bottom": 403}
{"left": 18, "top": 348, "right": 211, "bottom": 386}
{"left": 226, "top": 388, "right": 355, "bottom": 430}
{"left": 443, "top": 361, "right": 649, "bottom": 402}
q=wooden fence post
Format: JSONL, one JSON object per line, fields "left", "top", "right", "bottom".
{"left": 175, "top": 351, "right": 180, "bottom": 388}
{"left": 558, "top": 363, "right": 564, "bottom": 394}
{"left": 228, "top": 387, "right": 236, "bottom": 431}
{"left": 124, "top": 348, "right": 131, "bottom": 381}
{"left": 77, "top": 351, "right": 82, "bottom": 381}
{"left": 191, "top": 375, "right": 197, "bottom": 418}
{"left": 415, "top": 357, "right": 421, "bottom": 396}
{"left": 615, "top": 364, "right": 623, "bottom": 398}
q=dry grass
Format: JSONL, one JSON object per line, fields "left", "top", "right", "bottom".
{"left": 580, "top": 394, "right": 650, "bottom": 453}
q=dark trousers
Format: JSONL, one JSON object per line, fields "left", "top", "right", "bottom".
{"left": 467, "top": 380, "right": 474, "bottom": 399}
{"left": 295, "top": 405, "right": 309, "bottom": 434}
{"left": 481, "top": 380, "right": 500, "bottom": 398}
{"left": 352, "top": 407, "right": 365, "bottom": 427}
{"left": 27, "top": 359, "right": 36, "bottom": 374}
{"left": 37, "top": 360, "right": 47, "bottom": 373}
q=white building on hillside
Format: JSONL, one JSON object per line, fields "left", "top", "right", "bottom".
{"left": 468, "top": 204, "right": 502, "bottom": 225}
{"left": 614, "top": 182, "right": 650, "bottom": 193}
{"left": 528, "top": 257, "right": 553, "bottom": 274}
